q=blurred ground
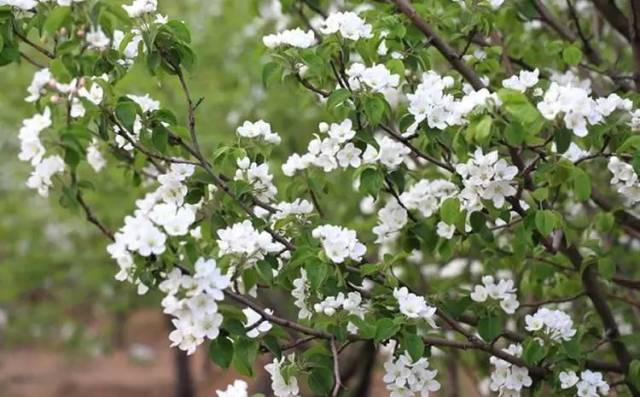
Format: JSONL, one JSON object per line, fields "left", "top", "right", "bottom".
{"left": 0, "top": 310, "right": 481, "bottom": 397}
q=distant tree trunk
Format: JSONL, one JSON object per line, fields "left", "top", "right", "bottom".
{"left": 166, "top": 315, "right": 195, "bottom": 397}
{"left": 446, "top": 351, "right": 460, "bottom": 397}
{"left": 352, "top": 341, "right": 376, "bottom": 397}
{"left": 112, "top": 310, "right": 127, "bottom": 349}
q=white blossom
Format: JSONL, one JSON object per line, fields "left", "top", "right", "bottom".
{"left": 393, "top": 287, "right": 437, "bottom": 328}
{"left": 26, "top": 155, "right": 65, "bottom": 197}
{"left": 524, "top": 308, "right": 576, "bottom": 342}
{"left": 265, "top": 355, "right": 300, "bottom": 397}
{"left": 383, "top": 351, "right": 441, "bottom": 397}
{"left": 123, "top": 0, "right": 157, "bottom": 17}
{"left": 319, "top": 12, "right": 373, "bottom": 41}
{"left": 236, "top": 120, "right": 281, "bottom": 144}
{"left": 312, "top": 224, "right": 366, "bottom": 263}
{"left": 502, "top": 69, "right": 539, "bottom": 92}
{"left": 470, "top": 275, "right": 520, "bottom": 315}
{"left": 263, "top": 28, "right": 315, "bottom": 49}
{"left": 216, "top": 380, "right": 248, "bottom": 397}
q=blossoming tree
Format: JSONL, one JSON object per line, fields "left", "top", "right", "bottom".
{"left": 3, "top": 0, "right": 640, "bottom": 395}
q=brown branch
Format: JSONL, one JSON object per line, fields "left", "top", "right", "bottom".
{"left": 13, "top": 25, "right": 55, "bottom": 59}
{"left": 330, "top": 338, "right": 343, "bottom": 397}
{"left": 390, "top": 0, "right": 486, "bottom": 90}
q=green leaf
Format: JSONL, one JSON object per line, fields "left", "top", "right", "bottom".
{"left": 571, "top": 167, "right": 591, "bottom": 202}
{"left": 262, "top": 62, "right": 281, "bottom": 88}
{"left": 401, "top": 333, "right": 424, "bottom": 362}
{"left": 115, "top": 101, "right": 138, "bottom": 133}
{"left": 209, "top": 337, "right": 233, "bottom": 368}
{"left": 232, "top": 338, "right": 259, "bottom": 376}
{"left": 44, "top": 7, "right": 71, "bottom": 34}
{"left": 466, "top": 115, "right": 493, "bottom": 145}
{"left": 478, "top": 314, "right": 502, "bottom": 341}
{"left": 359, "top": 167, "right": 383, "bottom": 198}
{"left": 327, "top": 89, "right": 351, "bottom": 112}
{"left": 597, "top": 257, "right": 615, "bottom": 280}
{"left": 375, "top": 318, "right": 400, "bottom": 343}
{"left": 307, "top": 366, "right": 333, "bottom": 396}
{"left": 306, "top": 261, "right": 329, "bottom": 291}
{"left": 151, "top": 124, "right": 169, "bottom": 153}
{"left": 522, "top": 338, "right": 546, "bottom": 365}
{"left": 554, "top": 129, "right": 572, "bottom": 154}
{"left": 363, "top": 95, "right": 386, "bottom": 126}
{"left": 440, "top": 198, "right": 461, "bottom": 225}
{"left": 256, "top": 258, "right": 275, "bottom": 284}
{"left": 562, "top": 46, "right": 583, "bottom": 66}
{"left": 629, "top": 360, "right": 640, "bottom": 389}
{"left": 535, "top": 210, "right": 557, "bottom": 236}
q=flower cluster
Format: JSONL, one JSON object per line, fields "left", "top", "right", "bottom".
{"left": 502, "top": 69, "right": 539, "bottom": 92}
{"left": 269, "top": 199, "right": 314, "bottom": 223}
{"left": 373, "top": 200, "right": 408, "bottom": 244}
{"left": 265, "top": 355, "right": 300, "bottom": 397}
{"left": 537, "top": 83, "right": 632, "bottom": 137}
{"left": 242, "top": 307, "right": 273, "bottom": 338}
{"left": 123, "top": 0, "right": 157, "bottom": 18}
{"left": 216, "top": 220, "right": 284, "bottom": 266}
{"left": 559, "top": 370, "right": 610, "bottom": 396}
{"left": 406, "top": 71, "right": 499, "bottom": 134}
{"left": 160, "top": 258, "right": 232, "bottom": 354}
{"left": 235, "top": 157, "right": 278, "bottom": 202}
{"left": 86, "top": 138, "right": 107, "bottom": 172}
{"left": 216, "top": 380, "right": 248, "bottom": 397}
{"left": 400, "top": 179, "right": 459, "bottom": 217}
{"left": 490, "top": 344, "right": 532, "bottom": 396}
{"left": 107, "top": 163, "right": 198, "bottom": 284}
{"left": 263, "top": 28, "right": 315, "bottom": 49}
{"left": 470, "top": 275, "right": 520, "bottom": 314}
{"left": 291, "top": 269, "right": 312, "bottom": 320}
{"left": 312, "top": 224, "right": 366, "bottom": 263}
{"left": 319, "top": 11, "right": 373, "bottom": 41}
{"left": 383, "top": 351, "right": 441, "bottom": 397}
{"left": 456, "top": 149, "right": 518, "bottom": 209}
{"left": 313, "top": 291, "right": 366, "bottom": 333}
{"left": 346, "top": 63, "right": 400, "bottom": 93}
{"left": 282, "top": 120, "right": 361, "bottom": 175}
{"left": 236, "top": 120, "right": 282, "bottom": 144}
{"left": 524, "top": 308, "right": 576, "bottom": 342}
{"left": 607, "top": 156, "right": 640, "bottom": 204}
{"left": 393, "top": 287, "right": 437, "bottom": 328}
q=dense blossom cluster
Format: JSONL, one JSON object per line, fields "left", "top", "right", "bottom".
{"left": 160, "top": 258, "right": 231, "bottom": 354}
{"left": 502, "top": 69, "right": 539, "bottom": 92}
{"left": 236, "top": 120, "right": 282, "bottom": 144}
{"left": 281, "top": 120, "right": 415, "bottom": 176}
{"left": 489, "top": 344, "right": 533, "bottom": 396}
{"left": 291, "top": 269, "right": 312, "bottom": 320}
{"left": 262, "top": 28, "right": 315, "bottom": 49}
{"left": 107, "top": 163, "right": 198, "bottom": 289}
{"left": 470, "top": 275, "right": 520, "bottom": 314}
{"left": 607, "top": 156, "right": 640, "bottom": 204}
{"left": 559, "top": 370, "right": 610, "bottom": 397}
{"left": 235, "top": 157, "right": 279, "bottom": 201}
{"left": 393, "top": 287, "right": 437, "bottom": 328}
{"left": 456, "top": 149, "right": 518, "bottom": 210}
{"left": 265, "top": 355, "right": 300, "bottom": 397}
{"left": 537, "top": 83, "right": 633, "bottom": 137}
{"left": 383, "top": 351, "right": 441, "bottom": 397}
{"left": 313, "top": 291, "right": 366, "bottom": 333}
{"left": 346, "top": 63, "right": 400, "bottom": 93}
{"left": 406, "top": 71, "right": 500, "bottom": 134}
{"left": 216, "top": 220, "right": 284, "bottom": 266}
{"left": 524, "top": 308, "right": 576, "bottom": 342}
{"left": 311, "top": 224, "right": 366, "bottom": 263}
{"left": 8, "top": 1, "right": 640, "bottom": 396}
{"left": 319, "top": 11, "right": 373, "bottom": 41}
